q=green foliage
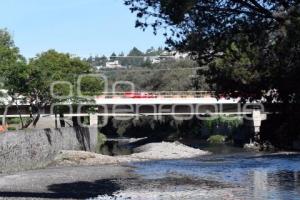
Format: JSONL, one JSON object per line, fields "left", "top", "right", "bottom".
{"left": 79, "top": 76, "right": 104, "bottom": 96}
{"left": 105, "top": 59, "right": 208, "bottom": 91}
{"left": 7, "top": 117, "right": 21, "bottom": 124}
{"left": 0, "top": 29, "right": 25, "bottom": 72}
{"left": 28, "top": 50, "right": 92, "bottom": 101}
{"left": 123, "top": 47, "right": 144, "bottom": 66}
{"left": 7, "top": 126, "right": 17, "bottom": 131}
{"left": 96, "top": 133, "right": 107, "bottom": 154}
{"left": 52, "top": 82, "right": 72, "bottom": 98}
{"left": 86, "top": 47, "right": 166, "bottom": 68}
{"left": 125, "top": 0, "right": 300, "bottom": 103}
{"left": 22, "top": 49, "right": 104, "bottom": 111}
{"left": 0, "top": 31, "right": 104, "bottom": 127}
{"left": 128, "top": 47, "right": 144, "bottom": 56}
{"left": 207, "top": 135, "right": 226, "bottom": 144}
{"left": 202, "top": 116, "right": 243, "bottom": 135}
{"left": 144, "top": 46, "right": 163, "bottom": 56}
{"left": 110, "top": 52, "right": 117, "bottom": 61}
{"left": 84, "top": 55, "right": 107, "bottom": 67}
{"left": 0, "top": 29, "right": 27, "bottom": 97}
{"left": 124, "top": 0, "right": 300, "bottom": 147}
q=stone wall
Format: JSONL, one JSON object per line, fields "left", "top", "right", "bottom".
{"left": 0, "top": 127, "right": 97, "bottom": 173}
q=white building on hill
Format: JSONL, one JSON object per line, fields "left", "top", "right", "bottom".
{"left": 105, "top": 60, "right": 124, "bottom": 69}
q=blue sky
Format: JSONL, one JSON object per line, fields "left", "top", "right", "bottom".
{"left": 0, "top": 0, "right": 165, "bottom": 58}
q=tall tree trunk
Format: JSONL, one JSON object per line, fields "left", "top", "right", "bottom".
{"left": 32, "top": 111, "right": 40, "bottom": 127}
{"left": 2, "top": 101, "right": 13, "bottom": 131}
{"left": 59, "top": 113, "right": 65, "bottom": 127}
{"left": 23, "top": 104, "right": 37, "bottom": 128}
{"left": 55, "top": 112, "right": 58, "bottom": 128}
{"left": 15, "top": 101, "right": 24, "bottom": 129}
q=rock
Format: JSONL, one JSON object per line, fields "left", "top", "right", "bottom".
{"left": 244, "top": 141, "right": 260, "bottom": 151}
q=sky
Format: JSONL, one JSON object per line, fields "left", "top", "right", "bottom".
{"left": 0, "top": 0, "right": 166, "bottom": 58}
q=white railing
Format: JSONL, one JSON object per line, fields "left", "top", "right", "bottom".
{"left": 97, "top": 91, "right": 215, "bottom": 99}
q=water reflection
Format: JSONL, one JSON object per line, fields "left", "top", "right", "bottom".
{"left": 132, "top": 153, "right": 300, "bottom": 200}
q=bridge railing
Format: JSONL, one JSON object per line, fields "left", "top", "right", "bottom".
{"left": 96, "top": 91, "right": 215, "bottom": 99}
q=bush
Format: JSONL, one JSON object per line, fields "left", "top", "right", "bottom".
{"left": 96, "top": 133, "right": 107, "bottom": 154}
{"left": 207, "top": 135, "right": 226, "bottom": 144}
{"left": 7, "top": 126, "right": 17, "bottom": 131}
{"left": 7, "top": 118, "right": 21, "bottom": 125}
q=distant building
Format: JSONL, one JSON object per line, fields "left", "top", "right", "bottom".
{"left": 147, "top": 51, "right": 190, "bottom": 64}
{"left": 105, "top": 60, "right": 124, "bottom": 69}
{"left": 173, "top": 51, "right": 189, "bottom": 60}
{"left": 145, "top": 56, "right": 161, "bottom": 64}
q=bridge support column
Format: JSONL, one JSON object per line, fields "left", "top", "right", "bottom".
{"left": 89, "top": 114, "right": 98, "bottom": 127}
{"left": 252, "top": 110, "right": 267, "bottom": 142}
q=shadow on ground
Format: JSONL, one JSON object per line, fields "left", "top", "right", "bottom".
{"left": 0, "top": 179, "right": 121, "bottom": 199}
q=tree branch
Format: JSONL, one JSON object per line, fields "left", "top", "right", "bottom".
{"left": 249, "top": 0, "right": 273, "bottom": 15}
{"left": 232, "top": 0, "right": 274, "bottom": 18}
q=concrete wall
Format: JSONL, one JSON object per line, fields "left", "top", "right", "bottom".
{"left": 0, "top": 127, "right": 97, "bottom": 173}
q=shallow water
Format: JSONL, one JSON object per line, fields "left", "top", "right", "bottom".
{"left": 132, "top": 151, "right": 300, "bottom": 200}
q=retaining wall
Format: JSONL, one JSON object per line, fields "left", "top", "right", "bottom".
{"left": 0, "top": 127, "right": 97, "bottom": 173}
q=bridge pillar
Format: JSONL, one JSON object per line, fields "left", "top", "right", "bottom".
{"left": 89, "top": 114, "right": 98, "bottom": 127}
{"left": 252, "top": 110, "right": 267, "bottom": 141}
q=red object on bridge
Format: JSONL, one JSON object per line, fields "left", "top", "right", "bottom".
{"left": 124, "top": 92, "right": 157, "bottom": 98}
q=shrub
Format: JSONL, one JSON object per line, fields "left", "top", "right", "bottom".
{"left": 7, "top": 126, "right": 17, "bottom": 131}
{"left": 7, "top": 118, "right": 21, "bottom": 125}
{"left": 96, "top": 133, "right": 107, "bottom": 154}
{"left": 207, "top": 135, "right": 226, "bottom": 144}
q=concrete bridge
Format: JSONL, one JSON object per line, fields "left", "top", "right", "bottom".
{"left": 0, "top": 91, "right": 267, "bottom": 133}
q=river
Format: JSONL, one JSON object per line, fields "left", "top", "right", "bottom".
{"left": 128, "top": 144, "right": 300, "bottom": 200}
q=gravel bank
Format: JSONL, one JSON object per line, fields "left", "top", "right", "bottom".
{"left": 52, "top": 142, "right": 210, "bottom": 166}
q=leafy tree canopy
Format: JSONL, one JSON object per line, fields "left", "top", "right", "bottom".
{"left": 28, "top": 50, "right": 102, "bottom": 104}
{"left": 124, "top": 0, "right": 300, "bottom": 103}
{"left": 0, "top": 29, "right": 27, "bottom": 97}
{"left": 128, "top": 47, "right": 144, "bottom": 56}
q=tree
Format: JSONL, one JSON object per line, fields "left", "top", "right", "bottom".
{"left": 85, "top": 55, "right": 108, "bottom": 67}
{"left": 128, "top": 47, "right": 144, "bottom": 57}
{"left": 145, "top": 47, "right": 164, "bottom": 56}
{"left": 104, "top": 59, "right": 208, "bottom": 91}
{"left": 0, "top": 29, "right": 27, "bottom": 128}
{"left": 110, "top": 52, "right": 117, "bottom": 61}
{"left": 26, "top": 50, "right": 103, "bottom": 127}
{"left": 124, "top": 0, "right": 300, "bottom": 102}
{"left": 125, "top": 1, "right": 300, "bottom": 147}
{"left": 127, "top": 47, "right": 145, "bottom": 66}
